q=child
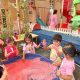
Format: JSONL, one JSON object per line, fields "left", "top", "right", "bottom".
{"left": 0, "top": 39, "right": 4, "bottom": 45}
{"left": 4, "top": 37, "right": 19, "bottom": 59}
{"left": 13, "top": 32, "right": 19, "bottom": 40}
{"left": 22, "top": 33, "right": 40, "bottom": 59}
{"left": 49, "top": 9, "right": 59, "bottom": 29}
{"left": 57, "top": 43, "right": 76, "bottom": 80}
{"left": 40, "top": 39, "right": 47, "bottom": 48}
{"left": 0, "top": 65, "right": 7, "bottom": 80}
{"left": 42, "top": 34, "right": 63, "bottom": 66}
{"left": 0, "top": 39, "right": 4, "bottom": 61}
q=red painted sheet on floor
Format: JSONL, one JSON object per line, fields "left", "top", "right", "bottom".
{"left": 6, "top": 58, "right": 57, "bottom": 80}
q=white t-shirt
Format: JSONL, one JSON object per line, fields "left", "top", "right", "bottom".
{"left": 23, "top": 42, "right": 37, "bottom": 54}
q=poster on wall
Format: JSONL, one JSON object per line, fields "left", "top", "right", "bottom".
{"left": 1, "top": 9, "right": 7, "bottom": 28}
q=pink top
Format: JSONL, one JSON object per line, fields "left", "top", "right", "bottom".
{"left": 60, "top": 57, "right": 75, "bottom": 76}
{"left": 23, "top": 42, "right": 37, "bottom": 54}
{"left": 49, "top": 14, "right": 59, "bottom": 29}
{"left": 5, "top": 45, "right": 18, "bottom": 59}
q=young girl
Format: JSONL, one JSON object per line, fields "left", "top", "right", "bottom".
{"left": 22, "top": 33, "right": 40, "bottom": 59}
{"left": 4, "top": 37, "right": 19, "bottom": 59}
{"left": 57, "top": 43, "right": 76, "bottom": 80}
{"left": 0, "top": 65, "right": 8, "bottom": 80}
{"left": 13, "top": 32, "right": 19, "bottom": 40}
{"left": 42, "top": 34, "right": 63, "bottom": 66}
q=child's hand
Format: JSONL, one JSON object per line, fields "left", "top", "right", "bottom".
{"left": 56, "top": 70, "right": 61, "bottom": 77}
{"left": 9, "top": 52, "right": 13, "bottom": 54}
{"left": 37, "top": 43, "right": 40, "bottom": 48}
{"left": 8, "top": 51, "right": 14, "bottom": 57}
{"left": 9, "top": 50, "right": 16, "bottom": 54}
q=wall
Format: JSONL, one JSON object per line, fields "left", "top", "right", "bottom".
{"left": 0, "top": 0, "right": 62, "bottom": 29}
{"left": 29, "top": 0, "right": 50, "bottom": 24}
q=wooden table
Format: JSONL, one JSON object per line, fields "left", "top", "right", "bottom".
{"left": 30, "top": 33, "right": 39, "bottom": 43}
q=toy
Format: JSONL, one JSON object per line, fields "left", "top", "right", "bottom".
{"left": 72, "top": 0, "right": 80, "bottom": 30}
